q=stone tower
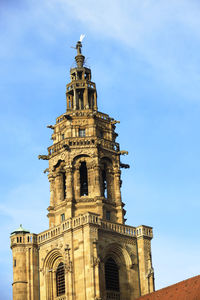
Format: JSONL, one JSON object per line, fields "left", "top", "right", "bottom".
{"left": 10, "top": 40, "right": 155, "bottom": 300}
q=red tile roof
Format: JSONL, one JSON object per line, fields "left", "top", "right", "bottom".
{"left": 137, "top": 275, "right": 200, "bottom": 300}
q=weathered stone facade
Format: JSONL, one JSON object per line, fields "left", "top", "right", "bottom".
{"left": 10, "top": 40, "right": 155, "bottom": 300}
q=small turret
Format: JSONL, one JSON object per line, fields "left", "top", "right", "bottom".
{"left": 10, "top": 225, "right": 39, "bottom": 300}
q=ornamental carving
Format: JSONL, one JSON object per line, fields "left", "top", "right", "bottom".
{"left": 50, "top": 153, "right": 66, "bottom": 169}
{"left": 91, "top": 256, "right": 101, "bottom": 267}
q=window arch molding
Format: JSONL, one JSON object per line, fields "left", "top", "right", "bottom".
{"left": 43, "top": 249, "right": 66, "bottom": 299}
{"left": 72, "top": 154, "right": 91, "bottom": 165}
{"left": 72, "top": 154, "right": 92, "bottom": 198}
{"left": 101, "top": 243, "right": 132, "bottom": 300}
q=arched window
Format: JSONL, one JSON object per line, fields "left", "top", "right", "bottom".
{"left": 56, "top": 262, "right": 65, "bottom": 296}
{"left": 102, "top": 168, "right": 107, "bottom": 198}
{"left": 62, "top": 172, "right": 66, "bottom": 199}
{"left": 105, "top": 257, "right": 120, "bottom": 292}
{"left": 80, "top": 162, "right": 88, "bottom": 196}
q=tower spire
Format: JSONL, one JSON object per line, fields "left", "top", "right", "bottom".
{"left": 66, "top": 39, "right": 97, "bottom": 111}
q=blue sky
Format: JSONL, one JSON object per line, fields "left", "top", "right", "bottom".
{"left": 1, "top": 0, "right": 200, "bottom": 298}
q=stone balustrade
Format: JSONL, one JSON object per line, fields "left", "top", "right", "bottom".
{"left": 48, "top": 137, "right": 119, "bottom": 156}
{"left": 37, "top": 212, "right": 153, "bottom": 245}
{"left": 66, "top": 81, "right": 95, "bottom": 91}
{"left": 10, "top": 213, "right": 153, "bottom": 247}
{"left": 95, "top": 111, "right": 110, "bottom": 121}
{"left": 38, "top": 212, "right": 100, "bottom": 244}
{"left": 101, "top": 220, "right": 136, "bottom": 237}
{"left": 136, "top": 225, "right": 153, "bottom": 238}
{"left": 56, "top": 111, "right": 113, "bottom": 125}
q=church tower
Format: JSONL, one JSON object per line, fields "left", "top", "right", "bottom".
{"left": 10, "top": 40, "right": 155, "bottom": 300}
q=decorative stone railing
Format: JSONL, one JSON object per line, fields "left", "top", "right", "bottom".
{"left": 48, "top": 137, "right": 119, "bottom": 156}
{"left": 100, "top": 220, "right": 136, "bottom": 237}
{"left": 56, "top": 111, "right": 111, "bottom": 125}
{"left": 95, "top": 111, "right": 110, "bottom": 121}
{"left": 56, "top": 115, "right": 65, "bottom": 124}
{"left": 66, "top": 81, "right": 96, "bottom": 91}
{"left": 136, "top": 225, "right": 153, "bottom": 238}
{"left": 38, "top": 213, "right": 100, "bottom": 244}
{"left": 37, "top": 212, "right": 153, "bottom": 245}
{"left": 10, "top": 213, "right": 153, "bottom": 247}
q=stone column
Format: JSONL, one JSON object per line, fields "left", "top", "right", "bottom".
{"left": 94, "top": 166, "right": 101, "bottom": 197}
{"left": 93, "top": 240, "right": 101, "bottom": 299}
{"left": 73, "top": 88, "right": 77, "bottom": 110}
{"left": 114, "top": 170, "right": 122, "bottom": 204}
{"left": 94, "top": 91, "right": 97, "bottom": 110}
{"left": 84, "top": 87, "right": 89, "bottom": 109}
{"left": 87, "top": 163, "right": 92, "bottom": 196}
{"left": 67, "top": 95, "right": 69, "bottom": 110}
{"left": 55, "top": 173, "right": 63, "bottom": 203}
{"left": 48, "top": 175, "right": 55, "bottom": 207}
{"left": 114, "top": 169, "right": 124, "bottom": 223}
{"left": 48, "top": 175, "right": 55, "bottom": 227}
{"left": 66, "top": 167, "right": 73, "bottom": 201}
{"left": 74, "top": 166, "right": 80, "bottom": 199}
{"left": 64, "top": 242, "right": 74, "bottom": 300}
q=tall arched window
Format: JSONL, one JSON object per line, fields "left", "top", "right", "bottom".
{"left": 102, "top": 168, "right": 107, "bottom": 198}
{"left": 105, "top": 257, "right": 120, "bottom": 292}
{"left": 62, "top": 172, "right": 66, "bottom": 199}
{"left": 56, "top": 262, "right": 65, "bottom": 296}
{"left": 80, "top": 162, "right": 88, "bottom": 196}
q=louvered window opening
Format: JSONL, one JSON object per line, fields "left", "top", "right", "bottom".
{"left": 105, "top": 258, "right": 120, "bottom": 292}
{"left": 56, "top": 263, "right": 65, "bottom": 296}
